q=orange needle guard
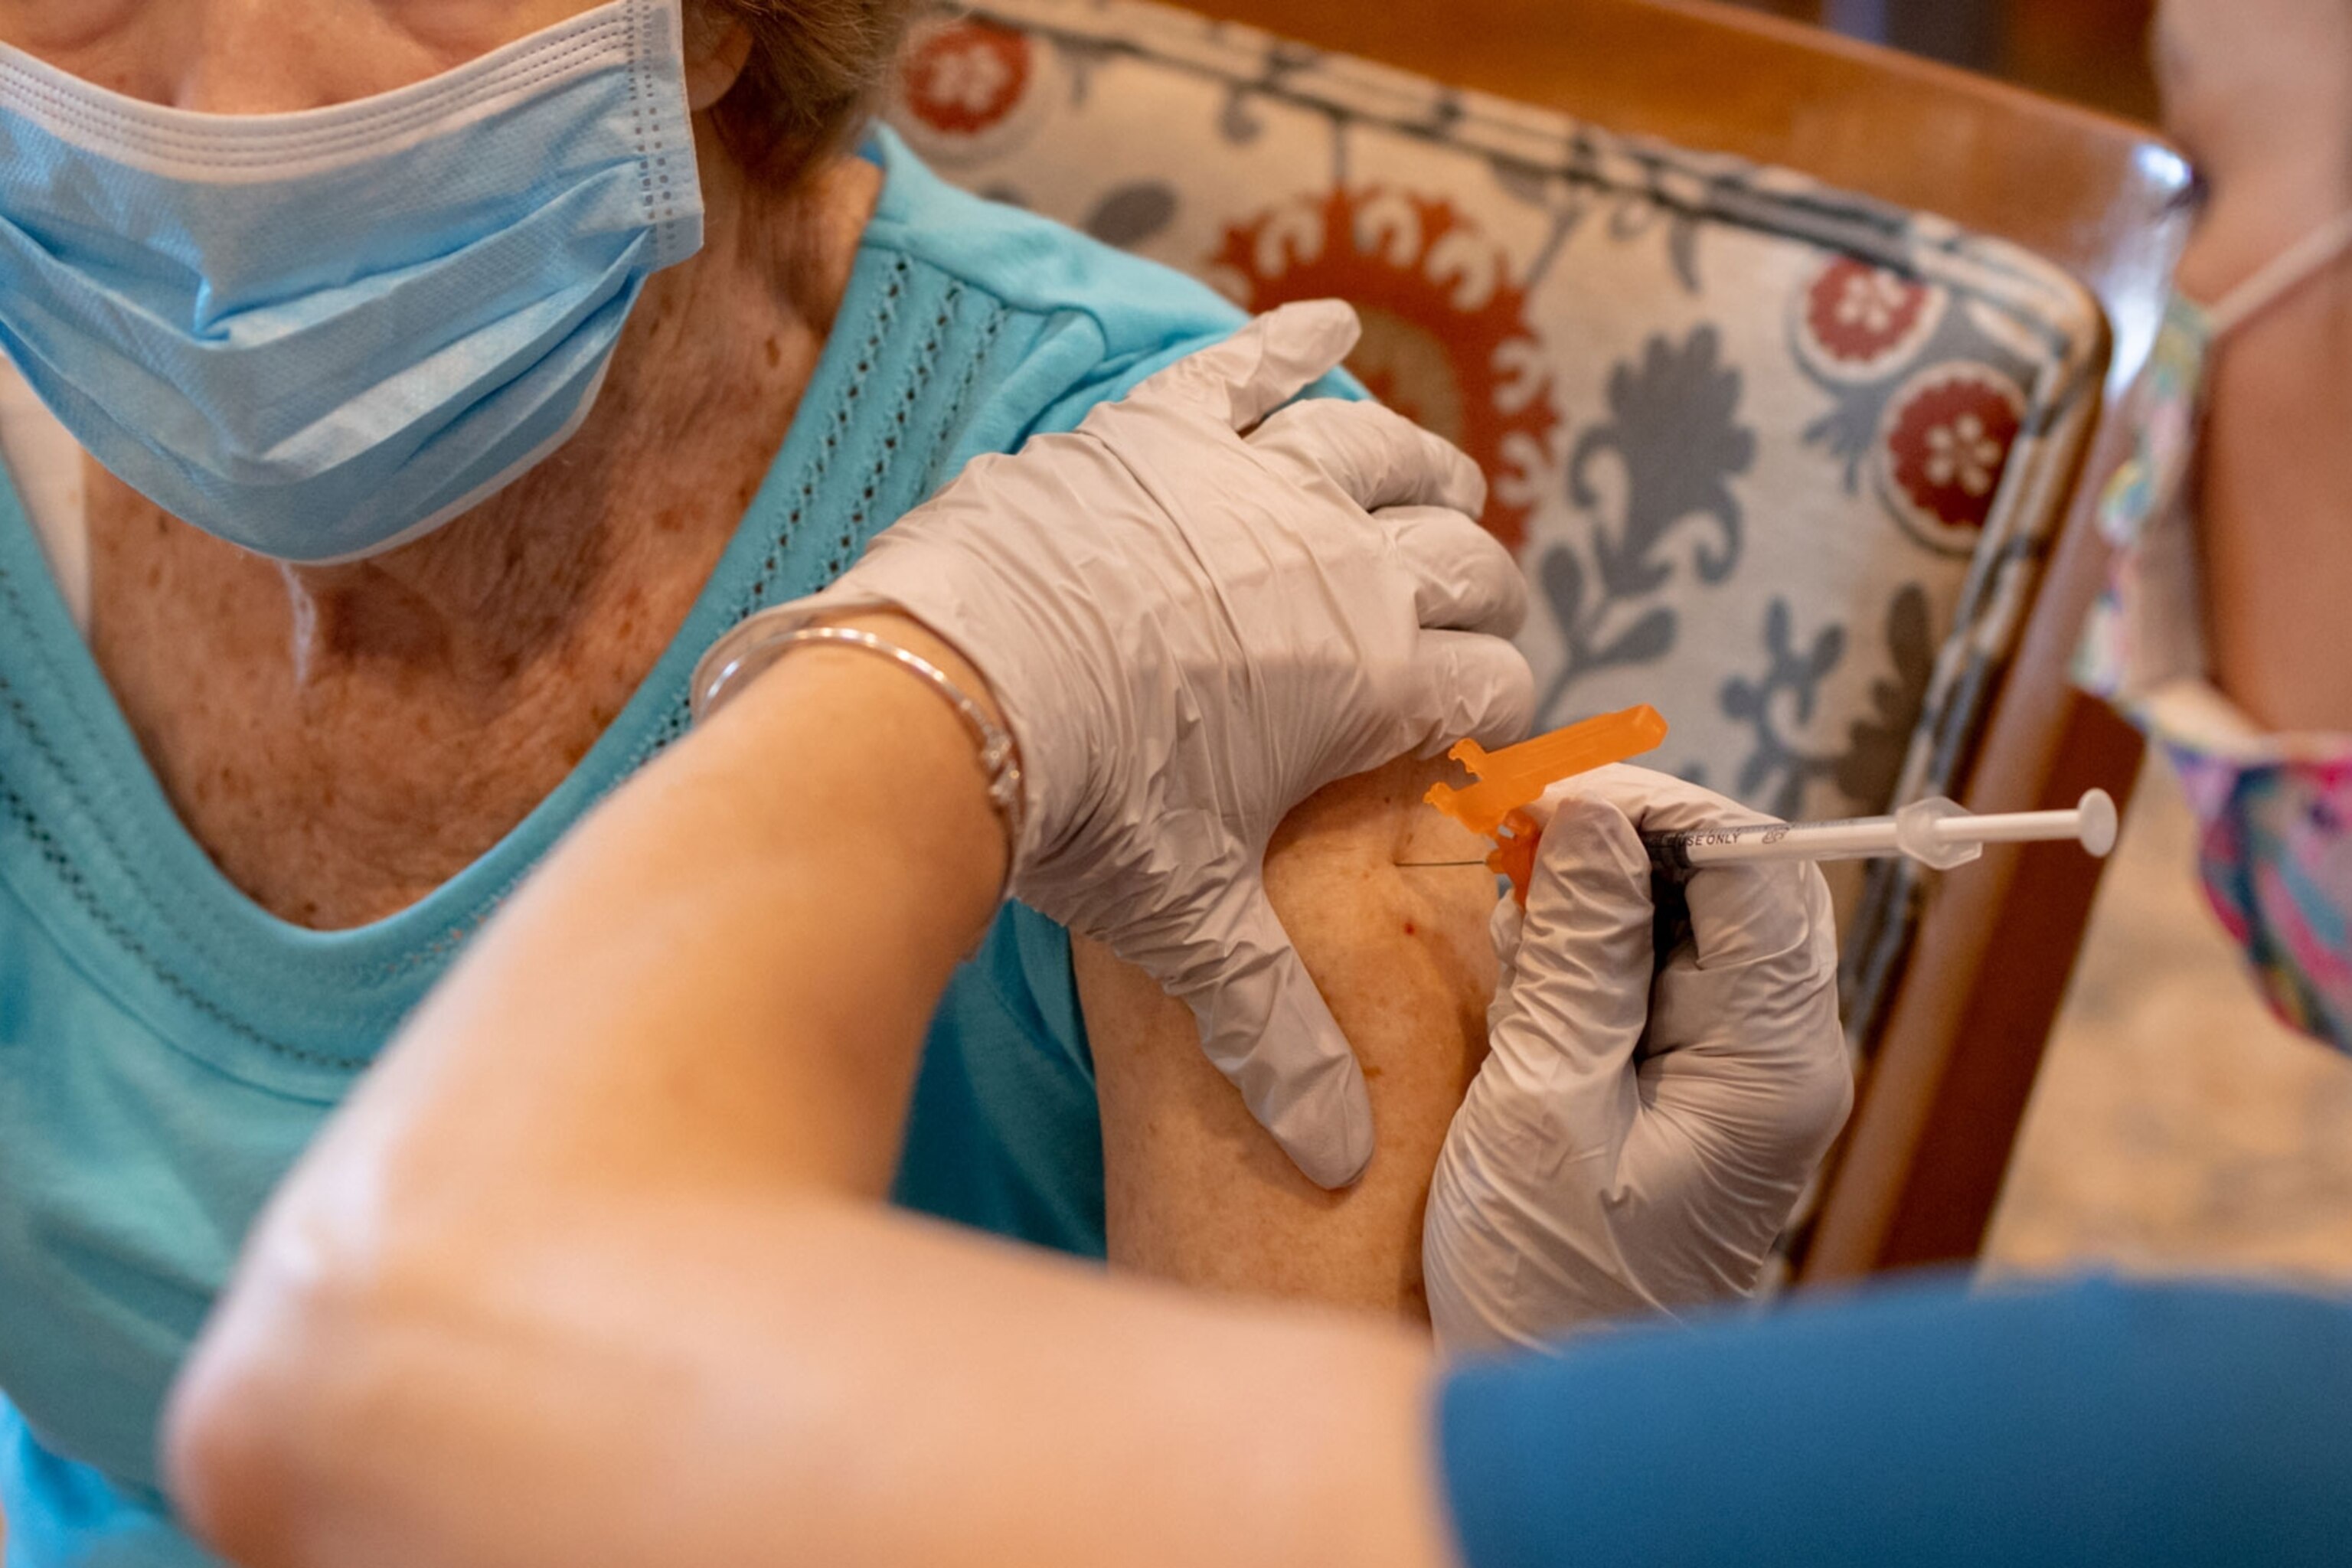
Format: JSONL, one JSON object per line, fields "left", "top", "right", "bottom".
{"left": 1423, "top": 704, "right": 1669, "bottom": 903}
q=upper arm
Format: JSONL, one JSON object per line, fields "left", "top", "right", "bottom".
{"left": 1078, "top": 754, "right": 1500, "bottom": 1321}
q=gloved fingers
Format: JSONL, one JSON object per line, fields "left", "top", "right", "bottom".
{"left": 1377, "top": 505, "right": 1527, "bottom": 637}
{"left": 1683, "top": 858, "right": 1841, "bottom": 988}
{"left": 1642, "top": 868, "right": 1852, "bottom": 1174}
{"left": 1482, "top": 792, "right": 1655, "bottom": 1106}
{"left": 1433, "top": 794, "right": 1827, "bottom": 1347}
{"left": 1483, "top": 892, "right": 1530, "bottom": 1040}
{"left": 1387, "top": 629, "right": 1534, "bottom": 762}
{"left": 1635, "top": 1016, "right": 1852, "bottom": 1195}
{"left": 1121, "top": 300, "right": 1361, "bottom": 432}
{"left": 1423, "top": 1112, "right": 1668, "bottom": 1351}
{"left": 1160, "top": 882, "right": 1377, "bottom": 1189}
{"left": 1519, "top": 789, "right": 1657, "bottom": 967}
{"left": 1540, "top": 763, "right": 1847, "bottom": 1157}
{"left": 1589, "top": 1100, "right": 1795, "bottom": 1305}
{"left": 1535, "top": 764, "right": 1826, "bottom": 975}
{"left": 1246, "top": 398, "right": 1488, "bottom": 516}
{"left": 1488, "top": 892, "right": 1527, "bottom": 973}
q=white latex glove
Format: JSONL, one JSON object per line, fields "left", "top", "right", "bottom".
{"left": 762, "top": 302, "right": 1534, "bottom": 1188}
{"left": 1423, "top": 764, "right": 1853, "bottom": 1351}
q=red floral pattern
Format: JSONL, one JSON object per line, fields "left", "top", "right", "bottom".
{"left": 900, "top": 21, "right": 1034, "bottom": 137}
{"left": 1880, "top": 364, "right": 2025, "bottom": 546}
{"left": 1796, "top": 257, "right": 1941, "bottom": 382}
{"left": 1210, "top": 188, "right": 1559, "bottom": 556}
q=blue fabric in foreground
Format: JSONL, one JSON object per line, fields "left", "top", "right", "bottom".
{"left": 1440, "top": 1276, "right": 2352, "bottom": 1568}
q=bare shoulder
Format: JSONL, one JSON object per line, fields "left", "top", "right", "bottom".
{"left": 1076, "top": 753, "right": 1498, "bottom": 1320}
{"left": 1259, "top": 753, "right": 1497, "bottom": 1008}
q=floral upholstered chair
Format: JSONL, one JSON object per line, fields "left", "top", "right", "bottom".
{"left": 884, "top": 0, "right": 2178, "bottom": 1274}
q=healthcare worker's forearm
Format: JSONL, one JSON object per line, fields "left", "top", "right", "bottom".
{"left": 180, "top": 1178, "right": 1454, "bottom": 1568}
{"left": 166, "top": 614, "right": 1459, "bottom": 1568}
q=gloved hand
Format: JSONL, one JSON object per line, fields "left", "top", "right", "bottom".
{"left": 749, "top": 301, "right": 1534, "bottom": 1188}
{"left": 1423, "top": 764, "right": 1854, "bottom": 1351}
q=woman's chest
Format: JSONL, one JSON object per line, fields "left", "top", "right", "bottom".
{"left": 81, "top": 456, "right": 764, "bottom": 930}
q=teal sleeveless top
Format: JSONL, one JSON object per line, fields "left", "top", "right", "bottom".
{"left": 0, "top": 127, "right": 1251, "bottom": 1566}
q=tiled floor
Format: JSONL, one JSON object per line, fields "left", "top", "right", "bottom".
{"left": 1984, "top": 759, "right": 2352, "bottom": 1285}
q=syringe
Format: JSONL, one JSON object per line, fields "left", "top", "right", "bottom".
{"left": 1401, "top": 789, "right": 2118, "bottom": 878}
{"left": 1640, "top": 789, "right": 2118, "bottom": 873}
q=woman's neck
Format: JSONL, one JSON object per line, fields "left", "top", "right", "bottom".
{"left": 83, "top": 136, "right": 883, "bottom": 928}
{"left": 276, "top": 144, "right": 878, "bottom": 688}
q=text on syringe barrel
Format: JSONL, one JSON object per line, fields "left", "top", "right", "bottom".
{"left": 1643, "top": 817, "right": 1902, "bottom": 870}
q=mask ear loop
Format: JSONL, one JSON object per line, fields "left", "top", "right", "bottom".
{"left": 2205, "top": 206, "right": 2352, "bottom": 339}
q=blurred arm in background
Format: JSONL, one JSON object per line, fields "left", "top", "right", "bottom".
{"left": 2158, "top": 0, "right": 2352, "bottom": 733}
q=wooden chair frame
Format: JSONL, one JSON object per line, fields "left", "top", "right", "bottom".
{"left": 1184, "top": 0, "right": 2194, "bottom": 1277}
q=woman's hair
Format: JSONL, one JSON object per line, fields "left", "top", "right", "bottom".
{"left": 699, "top": 0, "right": 920, "bottom": 182}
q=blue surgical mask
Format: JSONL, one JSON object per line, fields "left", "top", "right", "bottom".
{"left": 0, "top": 0, "right": 703, "bottom": 564}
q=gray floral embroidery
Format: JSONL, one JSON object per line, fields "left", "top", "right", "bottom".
{"left": 1083, "top": 181, "right": 1178, "bottom": 247}
{"left": 1485, "top": 139, "right": 1726, "bottom": 296}
{"left": 1606, "top": 176, "right": 1704, "bottom": 296}
{"left": 1537, "top": 326, "right": 1753, "bottom": 724}
{"left": 1722, "top": 598, "right": 1848, "bottom": 818}
{"left": 1217, "top": 87, "right": 1266, "bottom": 145}
{"left": 1217, "top": 40, "right": 1324, "bottom": 145}
{"left": 1046, "top": 33, "right": 1118, "bottom": 106}
{"left": 1720, "top": 584, "right": 1935, "bottom": 818}
{"left": 1834, "top": 583, "right": 1934, "bottom": 810}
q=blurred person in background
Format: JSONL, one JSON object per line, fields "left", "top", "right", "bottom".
{"left": 2077, "top": 0, "right": 2352, "bottom": 1047}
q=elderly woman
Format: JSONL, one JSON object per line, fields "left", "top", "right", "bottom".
{"left": 0, "top": 2, "right": 1854, "bottom": 1562}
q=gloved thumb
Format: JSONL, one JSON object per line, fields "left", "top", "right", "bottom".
{"left": 1495, "top": 795, "right": 1655, "bottom": 1105}
{"left": 1121, "top": 300, "right": 1362, "bottom": 432}
{"left": 1162, "top": 881, "right": 1376, "bottom": 1189}
{"left": 1557, "top": 765, "right": 1825, "bottom": 973}
{"left": 1481, "top": 893, "right": 1532, "bottom": 1048}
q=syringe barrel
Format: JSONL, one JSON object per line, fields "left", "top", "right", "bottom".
{"left": 1645, "top": 817, "right": 1898, "bottom": 869}
{"left": 1634, "top": 789, "right": 2115, "bottom": 874}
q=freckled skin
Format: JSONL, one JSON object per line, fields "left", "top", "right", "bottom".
{"left": 1079, "top": 753, "right": 1497, "bottom": 1321}
{"left": 83, "top": 155, "right": 882, "bottom": 930}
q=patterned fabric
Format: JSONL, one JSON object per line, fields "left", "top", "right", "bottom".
{"left": 2177, "top": 743, "right": 2352, "bottom": 1045}
{"left": 885, "top": 0, "right": 2105, "bottom": 1038}
{"left": 2075, "top": 296, "right": 2212, "bottom": 699}
{"left": 2078, "top": 298, "right": 2352, "bottom": 1047}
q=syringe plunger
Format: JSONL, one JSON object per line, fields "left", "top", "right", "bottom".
{"left": 1642, "top": 789, "right": 2119, "bottom": 872}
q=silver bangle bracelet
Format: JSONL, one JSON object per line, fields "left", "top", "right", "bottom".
{"left": 691, "top": 616, "right": 1025, "bottom": 865}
